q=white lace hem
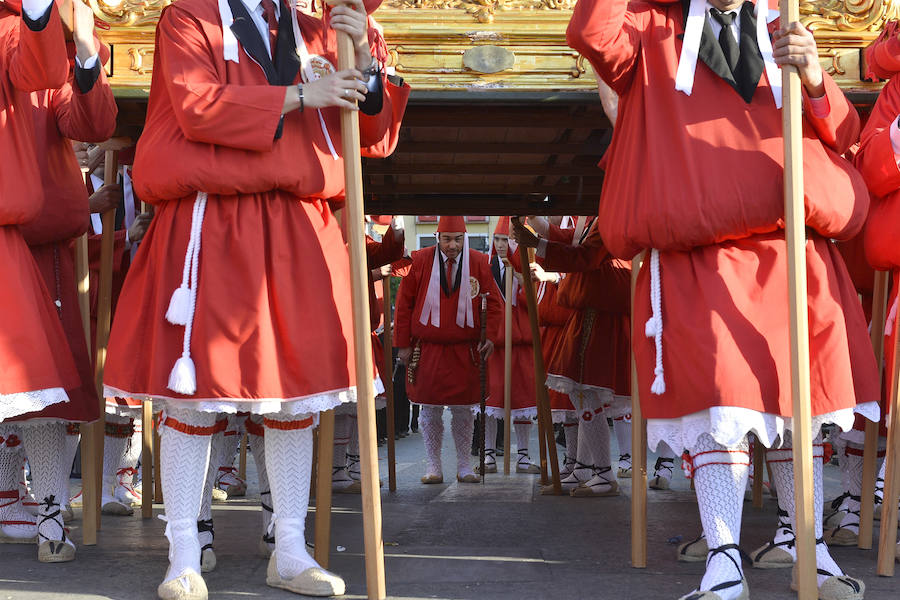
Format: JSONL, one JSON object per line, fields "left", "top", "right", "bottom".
{"left": 551, "top": 409, "right": 576, "bottom": 424}
{"left": 0, "top": 388, "right": 69, "bottom": 422}
{"left": 473, "top": 406, "right": 538, "bottom": 420}
{"left": 647, "top": 401, "right": 881, "bottom": 454}
{"left": 103, "top": 385, "right": 355, "bottom": 417}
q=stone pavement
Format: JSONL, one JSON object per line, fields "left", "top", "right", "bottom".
{"left": 2, "top": 414, "right": 899, "bottom": 599}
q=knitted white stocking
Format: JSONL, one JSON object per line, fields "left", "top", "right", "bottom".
{"left": 688, "top": 433, "right": 749, "bottom": 600}
{"left": 768, "top": 433, "right": 847, "bottom": 587}
{"left": 562, "top": 418, "right": 578, "bottom": 477}
{"left": 59, "top": 425, "right": 80, "bottom": 507}
{"left": 833, "top": 443, "right": 864, "bottom": 536}
{"left": 215, "top": 415, "right": 246, "bottom": 495}
{"left": 483, "top": 415, "right": 497, "bottom": 468}
{"left": 102, "top": 415, "right": 132, "bottom": 513}
{"left": 449, "top": 406, "right": 476, "bottom": 478}
{"left": 158, "top": 407, "right": 214, "bottom": 587}
{"left": 198, "top": 420, "right": 222, "bottom": 570}
{"left": 574, "top": 392, "right": 614, "bottom": 493}
{"left": 419, "top": 405, "right": 444, "bottom": 478}
{"left": 263, "top": 412, "right": 317, "bottom": 578}
{"left": 567, "top": 403, "right": 597, "bottom": 484}
{"left": 613, "top": 418, "right": 632, "bottom": 476}
{"left": 0, "top": 425, "right": 36, "bottom": 540}
{"left": 875, "top": 457, "right": 885, "bottom": 512}
{"left": 651, "top": 442, "right": 677, "bottom": 486}
{"left": 21, "top": 422, "right": 73, "bottom": 556}
{"left": 514, "top": 420, "right": 531, "bottom": 464}
{"left": 115, "top": 419, "right": 142, "bottom": 505}
{"left": 247, "top": 416, "right": 273, "bottom": 553}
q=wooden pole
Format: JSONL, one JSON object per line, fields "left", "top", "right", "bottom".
{"left": 337, "top": 30, "right": 386, "bottom": 600}
{"left": 75, "top": 230, "right": 100, "bottom": 545}
{"left": 238, "top": 434, "right": 248, "bottom": 481}
{"left": 779, "top": 2, "right": 815, "bottom": 595}
{"left": 630, "top": 254, "right": 647, "bottom": 568}
{"left": 752, "top": 437, "right": 765, "bottom": 509}
{"left": 503, "top": 261, "right": 513, "bottom": 476}
{"left": 141, "top": 402, "right": 153, "bottom": 518}
{"left": 314, "top": 409, "right": 335, "bottom": 568}
{"left": 877, "top": 300, "right": 900, "bottom": 575}
{"left": 860, "top": 270, "right": 888, "bottom": 549}
{"left": 512, "top": 235, "right": 561, "bottom": 494}
{"left": 383, "top": 279, "right": 397, "bottom": 492}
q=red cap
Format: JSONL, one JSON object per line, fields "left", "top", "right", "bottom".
{"left": 436, "top": 216, "right": 466, "bottom": 233}
{"left": 493, "top": 216, "right": 510, "bottom": 237}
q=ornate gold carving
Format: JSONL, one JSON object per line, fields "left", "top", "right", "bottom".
{"left": 800, "top": 0, "right": 900, "bottom": 32}
{"left": 386, "top": 0, "right": 577, "bottom": 23}
{"left": 127, "top": 46, "right": 154, "bottom": 74}
{"left": 90, "top": 0, "right": 172, "bottom": 28}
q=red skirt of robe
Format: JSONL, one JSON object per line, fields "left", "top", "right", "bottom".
{"left": 104, "top": 193, "right": 356, "bottom": 403}
{"left": 407, "top": 341, "right": 481, "bottom": 407}
{"left": 9, "top": 241, "right": 98, "bottom": 422}
{"left": 486, "top": 343, "right": 536, "bottom": 418}
{"left": 633, "top": 231, "right": 878, "bottom": 420}
{"left": 542, "top": 322, "right": 574, "bottom": 412}
{"left": 0, "top": 227, "right": 79, "bottom": 419}
{"left": 546, "top": 309, "right": 630, "bottom": 397}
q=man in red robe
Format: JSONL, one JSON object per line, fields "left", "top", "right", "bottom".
{"left": 16, "top": 13, "right": 117, "bottom": 525}
{"left": 102, "top": 0, "right": 409, "bottom": 596}
{"left": 0, "top": 0, "right": 82, "bottom": 563}
{"left": 568, "top": 0, "right": 876, "bottom": 597}
{"left": 854, "top": 20, "right": 900, "bottom": 565}
{"left": 395, "top": 216, "right": 503, "bottom": 484}
{"left": 479, "top": 217, "right": 540, "bottom": 474}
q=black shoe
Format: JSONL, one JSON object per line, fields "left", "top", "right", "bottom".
{"left": 410, "top": 426, "right": 418, "bottom": 434}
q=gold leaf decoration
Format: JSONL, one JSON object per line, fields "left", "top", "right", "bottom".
{"left": 800, "top": 0, "right": 900, "bottom": 32}
{"left": 90, "top": 0, "right": 173, "bottom": 28}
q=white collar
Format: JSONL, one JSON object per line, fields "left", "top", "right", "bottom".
{"left": 241, "top": 0, "right": 263, "bottom": 12}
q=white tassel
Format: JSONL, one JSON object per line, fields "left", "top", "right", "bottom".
{"left": 646, "top": 249, "right": 666, "bottom": 395}
{"left": 167, "top": 355, "right": 197, "bottom": 396}
{"left": 165, "top": 286, "right": 191, "bottom": 326}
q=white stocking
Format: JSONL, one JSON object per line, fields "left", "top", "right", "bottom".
{"left": 419, "top": 405, "right": 444, "bottom": 477}
{"left": 264, "top": 412, "right": 317, "bottom": 578}
{"left": 247, "top": 416, "right": 273, "bottom": 549}
{"left": 613, "top": 418, "right": 632, "bottom": 468}
{"left": 514, "top": 420, "right": 531, "bottom": 465}
{"left": 483, "top": 415, "right": 497, "bottom": 466}
{"left": 875, "top": 456, "right": 886, "bottom": 509}
{"left": 768, "top": 433, "right": 841, "bottom": 586}
{"left": 834, "top": 443, "right": 864, "bottom": 535}
{"left": 653, "top": 442, "right": 677, "bottom": 482}
{"left": 562, "top": 418, "right": 578, "bottom": 474}
{"left": 59, "top": 425, "right": 80, "bottom": 506}
{"left": 103, "top": 415, "right": 132, "bottom": 502}
{"left": 689, "top": 433, "right": 749, "bottom": 600}
{"left": 21, "top": 422, "right": 70, "bottom": 547}
{"left": 215, "top": 414, "right": 245, "bottom": 490}
{"left": 332, "top": 414, "right": 350, "bottom": 475}
{"left": 199, "top": 418, "right": 224, "bottom": 557}
{"left": 0, "top": 425, "right": 35, "bottom": 538}
{"left": 449, "top": 406, "right": 475, "bottom": 478}
{"left": 575, "top": 392, "right": 613, "bottom": 489}
{"left": 159, "top": 407, "right": 214, "bottom": 583}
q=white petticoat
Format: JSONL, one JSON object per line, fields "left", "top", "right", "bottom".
{"left": 648, "top": 401, "right": 881, "bottom": 455}
{"left": 0, "top": 388, "right": 69, "bottom": 422}
{"left": 475, "top": 406, "right": 538, "bottom": 421}
{"left": 104, "top": 384, "right": 355, "bottom": 417}
{"left": 545, "top": 374, "right": 631, "bottom": 420}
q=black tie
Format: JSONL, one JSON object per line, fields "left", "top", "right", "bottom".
{"left": 710, "top": 9, "right": 739, "bottom": 74}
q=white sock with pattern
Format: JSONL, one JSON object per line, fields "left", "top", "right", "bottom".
{"left": 449, "top": 406, "right": 476, "bottom": 478}
{"left": 0, "top": 425, "right": 35, "bottom": 539}
{"left": 59, "top": 425, "right": 80, "bottom": 506}
{"left": 514, "top": 420, "right": 531, "bottom": 465}
{"left": 419, "top": 406, "right": 444, "bottom": 478}
{"left": 21, "top": 422, "right": 72, "bottom": 548}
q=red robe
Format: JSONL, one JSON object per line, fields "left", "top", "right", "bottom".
{"left": 394, "top": 247, "right": 503, "bottom": 406}
{"left": 15, "top": 42, "right": 117, "bottom": 423}
{"left": 104, "top": 0, "right": 410, "bottom": 403}
{"left": 537, "top": 280, "right": 576, "bottom": 413}
{"left": 540, "top": 223, "right": 632, "bottom": 398}
{"left": 568, "top": 0, "right": 877, "bottom": 420}
{"left": 0, "top": 1, "right": 80, "bottom": 419}
{"left": 486, "top": 284, "right": 537, "bottom": 418}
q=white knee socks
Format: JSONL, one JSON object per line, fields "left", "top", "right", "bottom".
{"left": 0, "top": 425, "right": 35, "bottom": 539}
{"left": 419, "top": 406, "right": 444, "bottom": 477}
{"left": 21, "top": 422, "right": 70, "bottom": 547}
{"left": 449, "top": 407, "right": 475, "bottom": 478}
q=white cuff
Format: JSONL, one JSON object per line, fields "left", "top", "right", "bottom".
{"left": 22, "top": 0, "right": 52, "bottom": 21}
{"left": 536, "top": 238, "right": 548, "bottom": 259}
{"left": 890, "top": 116, "right": 900, "bottom": 168}
{"left": 75, "top": 53, "right": 99, "bottom": 70}
{"left": 391, "top": 216, "right": 404, "bottom": 231}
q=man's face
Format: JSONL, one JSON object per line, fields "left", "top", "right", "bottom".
{"left": 438, "top": 232, "right": 465, "bottom": 260}
{"left": 493, "top": 235, "right": 509, "bottom": 259}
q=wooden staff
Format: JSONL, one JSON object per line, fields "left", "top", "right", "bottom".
{"left": 752, "top": 437, "right": 765, "bottom": 509}
{"left": 238, "top": 433, "right": 248, "bottom": 481}
{"left": 479, "top": 293, "right": 489, "bottom": 483}
{"left": 630, "top": 253, "right": 648, "bottom": 568}
{"left": 780, "top": 1, "right": 815, "bottom": 595}
{"left": 337, "top": 29, "right": 386, "bottom": 600}
{"left": 859, "top": 270, "right": 888, "bottom": 549}
{"left": 141, "top": 402, "right": 154, "bottom": 518}
{"left": 314, "top": 409, "right": 335, "bottom": 568}
{"left": 877, "top": 288, "right": 900, "bottom": 575}
{"left": 511, "top": 228, "right": 561, "bottom": 494}
{"left": 383, "top": 277, "right": 397, "bottom": 492}
{"left": 503, "top": 261, "right": 513, "bottom": 476}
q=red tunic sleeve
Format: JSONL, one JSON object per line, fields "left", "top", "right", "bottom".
{"left": 51, "top": 50, "right": 118, "bottom": 143}
{"left": 4, "top": 3, "right": 68, "bottom": 93}
{"left": 802, "top": 76, "right": 860, "bottom": 156}
{"left": 540, "top": 226, "right": 610, "bottom": 273}
{"left": 566, "top": 0, "right": 646, "bottom": 95}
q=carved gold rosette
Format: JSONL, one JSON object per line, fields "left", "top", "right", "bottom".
{"left": 96, "top": 0, "right": 894, "bottom": 96}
